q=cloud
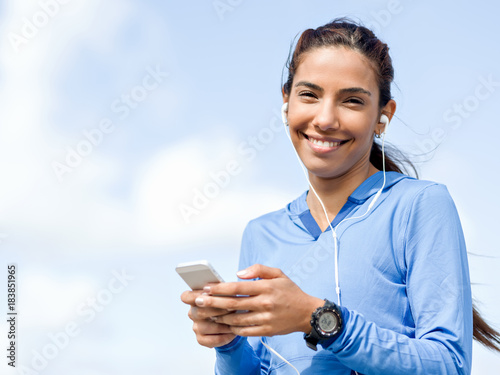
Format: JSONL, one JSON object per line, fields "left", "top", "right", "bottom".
{"left": 132, "top": 135, "right": 295, "bottom": 249}
{"left": 0, "top": 0, "right": 172, "bottom": 255}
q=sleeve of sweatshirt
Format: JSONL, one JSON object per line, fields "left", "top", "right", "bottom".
{"left": 321, "top": 184, "right": 473, "bottom": 375}
{"left": 214, "top": 223, "right": 270, "bottom": 374}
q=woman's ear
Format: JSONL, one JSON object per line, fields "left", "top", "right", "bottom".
{"left": 282, "top": 88, "right": 289, "bottom": 103}
{"left": 382, "top": 100, "right": 396, "bottom": 122}
{"left": 379, "top": 99, "right": 396, "bottom": 133}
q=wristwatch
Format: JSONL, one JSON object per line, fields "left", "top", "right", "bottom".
{"left": 304, "top": 299, "right": 343, "bottom": 351}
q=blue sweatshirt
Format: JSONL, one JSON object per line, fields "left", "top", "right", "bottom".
{"left": 215, "top": 172, "right": 472, "bottom": 374}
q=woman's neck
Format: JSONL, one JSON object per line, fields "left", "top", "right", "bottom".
{"left": 306, "top": 163, "right": 379, "bottom": 231}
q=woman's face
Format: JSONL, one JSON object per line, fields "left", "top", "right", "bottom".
{"left": 285, "top": 46, "right": 393, "bottom": 180}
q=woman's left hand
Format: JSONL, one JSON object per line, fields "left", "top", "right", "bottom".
{"left": 194, "top": 264, "right": 324, "bottom": 337}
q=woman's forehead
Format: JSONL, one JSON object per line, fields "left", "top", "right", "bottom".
{"left": 293, "top": 46, "right": 379, "bottom": 93}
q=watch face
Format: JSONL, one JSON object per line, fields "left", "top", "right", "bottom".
{"left": 318, "top": 311, "right": 338, "bottom": 333}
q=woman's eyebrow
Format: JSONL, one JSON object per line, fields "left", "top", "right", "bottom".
{"left": 294, "top": 81, "right": 323, "bottom": 92}
{"left": 294, "top": 82, "right": 372, "bottom": 97}
{"left": 338, "top": 87, "right": 372, "bottom": 96}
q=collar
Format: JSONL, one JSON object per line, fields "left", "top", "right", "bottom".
{"left": 286, "top": 172, "right": 410, "bottom": 239}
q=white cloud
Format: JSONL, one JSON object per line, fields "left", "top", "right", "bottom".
{"left": 0, "top": 0, "right": 171, "bottom": 254}
{"left": 132, "top": 135, "right": 295, "bottom": 249}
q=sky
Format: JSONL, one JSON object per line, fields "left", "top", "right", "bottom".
{"left": 0, "top": 0, "right": 499, "bottom": 374}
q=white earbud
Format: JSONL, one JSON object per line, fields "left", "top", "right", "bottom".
{"left": 281, "top": 102, "right": 289, "bottom": 126}
{"left": 379, "top": 114, "right": 390, "bottom": 134}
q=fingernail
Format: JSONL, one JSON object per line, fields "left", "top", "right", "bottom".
{"left": 203, "top": 286, "right": 211, "bottom": 294}
{"left": 195, "top": 297, "right": 204, "bottom": 306}
{"left": 236, "top": 270, "right": 248, "bottom": 277}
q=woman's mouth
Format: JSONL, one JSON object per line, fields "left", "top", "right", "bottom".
{"left": 302, "top": 133, "right": 349, "bottom": 152}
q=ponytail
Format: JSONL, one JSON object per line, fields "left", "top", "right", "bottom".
{"left": 473, "top": 304, "right": 500, "bottom": 351}
{"left": 369, "top": 141, "right": 418, "bottom": 178}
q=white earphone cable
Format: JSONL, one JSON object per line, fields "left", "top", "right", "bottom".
{"left": 260, "top": 338, "right": 300, "bottom": 375}
{"left": 268, "top": 104, "right": 387, "bottom": 374}
{"left": 282, "top": 112, "right": 387, "bottom": 305}
{"left": 282, "top": 125, "right": 341, "bottom": 304}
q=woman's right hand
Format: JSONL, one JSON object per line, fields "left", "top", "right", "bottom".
{"left": 180, "top": 289, "right": 237, "bottom": 348}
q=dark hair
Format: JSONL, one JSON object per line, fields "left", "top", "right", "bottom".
{"left": 283, "top": 17, "right": 500, "bottom": 352}
{"left": 283, "top": 17, "right": 392, "bottom": 109}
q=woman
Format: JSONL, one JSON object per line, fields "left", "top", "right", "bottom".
{"left": 181, "top": 18, "right": 499, "bottom": 374}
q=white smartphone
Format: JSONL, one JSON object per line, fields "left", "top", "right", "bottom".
{"left": 176, "top": 260, "right": 224, "bottom": 290}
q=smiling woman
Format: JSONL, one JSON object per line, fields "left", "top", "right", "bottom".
{"left": 180, "top": 18, "right": 499, "bottom": 374}
{"left": 283, "top": 46, "right": 395, "bottom": 226}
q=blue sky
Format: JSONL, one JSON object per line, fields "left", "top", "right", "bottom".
{"left": 1, "top": 1, "right": 499, "bottom": 374}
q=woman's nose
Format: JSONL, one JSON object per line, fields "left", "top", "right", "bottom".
{"left": 312, "top": 102, "right": 339, "bottom": 131}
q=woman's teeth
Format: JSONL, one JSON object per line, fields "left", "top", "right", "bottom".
{"left": 309, "top": 138, "right": 341, "bottom": 147}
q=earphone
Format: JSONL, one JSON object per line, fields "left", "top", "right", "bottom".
{"left": 281, "top": 102, "right": 289, "bottom": 125}
{"left": 367, "top": 113, "right": 389, "bottom": 210}
{"left": 379, "top": 114, "right": 390, "bottom": 135}
{"left": 380, "top": 113, "right": 389, "bottom": 127}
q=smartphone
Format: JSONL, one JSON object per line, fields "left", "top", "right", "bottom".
{"left": 176, "top": 260, "right": 224, "bottom": 290}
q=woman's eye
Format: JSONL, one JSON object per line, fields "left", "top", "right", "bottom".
{"left": 346, "top": 98, "right": 364, "bottom": 105}
{"left": 298, "top": 91, "right": 316, "bottom": 98}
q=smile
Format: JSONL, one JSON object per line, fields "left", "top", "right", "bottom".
{"left": 303, "top": 133, "right": 349, "bottom": 150}
{"left": 309, "top": 138, "right": 341, "bottom": 147}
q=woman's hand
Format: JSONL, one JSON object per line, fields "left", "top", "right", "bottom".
{"left": 194, "top": 264, "right": 324, "bottom": 337}
{"left": 180, "top": 289, "right": 237, "bottom": 348}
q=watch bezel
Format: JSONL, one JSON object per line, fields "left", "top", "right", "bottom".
{"left": 310, "top": 302, "right": 343, "bottom": 339}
